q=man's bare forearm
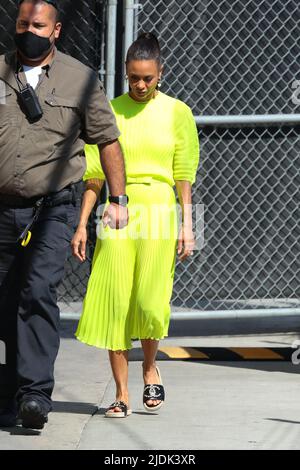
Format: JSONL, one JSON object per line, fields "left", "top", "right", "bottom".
{"left": 98, "top": 140, "right": 126, "bottom": 196}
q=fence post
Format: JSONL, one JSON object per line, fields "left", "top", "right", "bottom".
{"left": 106, "top": 0, "right": 118, "bottom": 99}
{"left": 123, "top": 0, "right": 135, "bottom": 93}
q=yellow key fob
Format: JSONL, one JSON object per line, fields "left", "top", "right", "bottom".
{"left": 21, "top": 231, "right": 32, "bottom": 247}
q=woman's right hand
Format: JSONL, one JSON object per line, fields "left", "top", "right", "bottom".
{"left": 177, "top": 223, "right": 195, "bottom": 262}
{"left": 71, "top": 225, "right": 87, "bottom": 262}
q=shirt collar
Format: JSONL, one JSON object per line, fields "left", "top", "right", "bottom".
{"left": 14, "top": 47, "right": 57, "bottom": 73}
{"left": 0, "top": 48, "right": 57, "bottom": 92}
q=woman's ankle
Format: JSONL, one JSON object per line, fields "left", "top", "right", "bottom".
{"left": 142, "top": 361, "right": 156, "bottom": 373}
{"left": 115, "top": 389, "right": 129, "bottom": 402}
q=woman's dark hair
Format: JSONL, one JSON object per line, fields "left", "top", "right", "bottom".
{"left": 126, "top": 32, "right": 161, "bottom": 66}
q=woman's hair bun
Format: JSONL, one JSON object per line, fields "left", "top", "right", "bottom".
{"left": 137, "top": 32, "right": 160, "bottom": 48}
{"left": 126, "top": 32, "right": 161, "bottom": 65}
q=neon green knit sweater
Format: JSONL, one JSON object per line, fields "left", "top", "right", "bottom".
{"left": 84, "top": 92, "right": 199, "bottom": 186}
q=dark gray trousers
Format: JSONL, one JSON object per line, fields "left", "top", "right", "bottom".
{"left": 0, "top": 200, "right": 79, "bottom": 412}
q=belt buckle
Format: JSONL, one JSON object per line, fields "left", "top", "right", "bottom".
{"left": 127, "top": 176, "right": 153, "bottom": 185}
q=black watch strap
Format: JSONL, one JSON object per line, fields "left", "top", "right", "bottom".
{"left": 108, "top": 195, "right": 129, "bottom": 206}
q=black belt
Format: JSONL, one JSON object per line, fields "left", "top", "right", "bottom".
{"left": 0, "top": 182, "right": 83, "bottom": 247}
{"left": 0, "top": 182, "right": 82, "bottom": 208}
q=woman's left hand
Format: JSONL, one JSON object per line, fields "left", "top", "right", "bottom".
{"left": 177, "top": 223, "right": 195, "bottom": 262}
{"left": 71, "top": 225, "right": 87, "bottom": 262}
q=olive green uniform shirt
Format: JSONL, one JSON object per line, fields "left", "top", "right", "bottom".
{"left": 0, "top": 49, "right": 120, "bottom": 198}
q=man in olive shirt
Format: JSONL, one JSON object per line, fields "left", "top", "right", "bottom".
{"left": 0, "top": 0, "right": 128, "bottom": 429}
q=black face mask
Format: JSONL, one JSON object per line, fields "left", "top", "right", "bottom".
{"left": 14, "top": 30, "right": 54, "bottom": 60}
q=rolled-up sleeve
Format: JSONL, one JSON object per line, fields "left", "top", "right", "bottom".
{"left": 82, "top": 73, "right": 120, "bottom": 145}
{"left": 173, "top": 101, "right": 200, "bottom": 184}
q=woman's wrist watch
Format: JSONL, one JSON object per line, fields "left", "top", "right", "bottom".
{"left": 108, "top": 195, "right": 129, "bottom": 206}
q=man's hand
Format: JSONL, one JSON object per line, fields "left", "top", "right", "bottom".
{"left": 71, "top": 225, "right": 87, "bottom": 262}
{"left": 102, "top": 203, "right": 129, "bottom": 230}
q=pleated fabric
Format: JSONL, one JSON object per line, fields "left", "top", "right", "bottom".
{"left": 75, "top": 180, "right": 178, "bottom": 351}
{"left": 82, "top": 92, "right": 200, "bottom": 186}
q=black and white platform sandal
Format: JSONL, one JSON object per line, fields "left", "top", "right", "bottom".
{"left": 105, "top": 401, "right": 132, "bottom": 418}
{"left": 143, "top": 366, "right": 165, "bottom": 412}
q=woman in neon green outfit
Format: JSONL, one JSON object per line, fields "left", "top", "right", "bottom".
{"left": 72, "top": 33, "right": 199, "bottom": 418}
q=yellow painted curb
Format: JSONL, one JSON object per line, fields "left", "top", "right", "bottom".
{"left": 159, "top": 346, "right": 209, "bottom": 359}
{"left": 229, "top": 347, "right": 284, "bottom": 360}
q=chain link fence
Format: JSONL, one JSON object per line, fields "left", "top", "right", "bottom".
{"left": 0, "top": 0, "right": 300, "bottom": 313}
{"left": 0, "top": 1, "right": 106, "bottom": 69}
{"left": 0, "top": 0, "right": 105, "bottom": 310}
{"left": 137, "top": 0, "right": 300, "bottom": 310}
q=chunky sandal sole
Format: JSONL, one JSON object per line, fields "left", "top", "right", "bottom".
{"left": 105, "top": 400, "right": 132, "bottom": 418}
{"left": 143, "top": 401, "right": 163, "bottom": 412}
{"left": 105, "top": 409, "right": 132, "bottom": 418}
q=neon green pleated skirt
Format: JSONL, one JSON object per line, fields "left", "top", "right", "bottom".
{"left": 75, "top": 180, "right": 178, "bottom": 351}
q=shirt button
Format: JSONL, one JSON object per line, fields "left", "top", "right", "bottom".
{"left": 14, "top": 172, "right": 18, "bottom": 177}
{"left": 21, "top": 135, "right": 25, "bottom": 139}
{"left": 17, "top": 154, "right": 21, "bottom": 158}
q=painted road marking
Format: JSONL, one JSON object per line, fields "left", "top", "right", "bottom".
{"left": 228, "top": 347, "right": 284, "bottom": 360}
{"left": 129, "top": 347, "right": 293, "bottom": 361}
{"left": 159, "top": 346, "right": 209, "bottom": 359}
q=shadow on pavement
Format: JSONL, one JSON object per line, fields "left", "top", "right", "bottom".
{"left": 0, "top": 425, "right": 41, "bottom": 436}
{"left": 266, "top": 418, "right": 300, "bottom": 425}
{"left": 185, "top": 359, "right": 300, "bottom": 375}
{"left": 0, "top": 400, "right": 98, "bottom": 436}
{"left": 52, "top": 401, "right": 98, "bottom": 415}
{"left": 169, "top": 318, "right": 300, "bottom": 337}
{"left": 60, "top": 320, "right": 78, "bottom": 338}
{"left": 96, "top": 407, "right": 159, "bottom": 417}
{"left": 59, "top": 319, "right": 300, "bottom": 339}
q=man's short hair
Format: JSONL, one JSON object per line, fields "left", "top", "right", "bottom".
{"left": 19, "top": 0, "right": 58, "bottom": 9}
{"left": 18, "top": 0, "right": 59, "bottom": 21}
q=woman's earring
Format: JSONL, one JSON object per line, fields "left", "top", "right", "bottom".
{"left": 157, "top": 79, "right": 162, "bottom": 88}
{"left": 125, "top": 75, "right": 128, "bottom": 81}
